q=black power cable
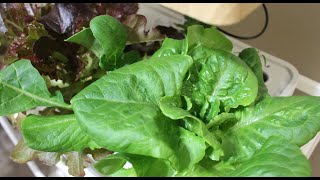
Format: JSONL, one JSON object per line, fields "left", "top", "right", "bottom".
{"left": 217, "top": 4, "right": 269, "bottom": 40}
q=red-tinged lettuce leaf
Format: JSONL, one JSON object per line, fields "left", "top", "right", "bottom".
{"left": 31, "top": 36, "right": 84, "bottom": 84}
{"left": 1, "top": 4, "right": 102, "bottom": 96}
{"left": 72, "top": 4, "right": 98, "bottom": 34}
{"left": 24, "top": 20, "right": 48, "bottom": 44}
{"left": 37, "top": 3, "right": 77, "bottom": 35}
{"left": 4, "top": 34, "right": 27, "bottom": 63}
{"left": 123, "top": 14, "right": 164, "bottom": 45}
{"left": 38, "top": 3, "right": 97, "bottom": 36}
{"left": 5, "top": 20, "right": 48, "bottom": 63}
{"left": 104, "top": 3, "right": 139, "bottom": 22}
{"left": 0, "top": 3, "right": 34, "bottom": 37}
{"left": 0, "top": 3, "right": 51, "bottom": 58}
{"left": 155, "top": 25, "right": 185, "bottom": 40}
{"left": 37, "top": 3, "right": 139, "bottom": 37}
{"left": 2, "top": 20, "right": 48, "bottom": 67}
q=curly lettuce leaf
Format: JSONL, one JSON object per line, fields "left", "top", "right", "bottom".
{"left": 159, "top": 95, "right": 224, "bottom": 161}
{"left": 4, "top": 20, "right": 48, "bottom": 64}
{"left": 183, "top": 46, "right": 258, "bottom": 122}
{"left": 123, "top": 14, "right": 164, "bottom": 45}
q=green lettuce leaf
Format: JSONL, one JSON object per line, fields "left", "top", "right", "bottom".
{"left": 239, "top": 48, "right": 269, "bottom": 101}
{"left": 21, "top": 114, "right": 99, "bottom": 152}
{"left": 159, "top": 95, "right": 224, "bottom": 161}
{"left": 152, "top": 38, "right": 188, "bottom": 57}
{"left": 0, "top": 59, "right": 71, "bottom": 116}
{"left": 96, "top": 126, "right": 208, "bottom": 177}
{"left": 66, "top": 15, "right": 127, "bottom": 70}
{"left": 183, "top": 46, "right": 258, "bottom": 122}
{"left": 187, "top": 25, "right": 233, "bottom": 52}
{"left": 65, "top": 28, "right": 104, "bottom": 60}
{"left": 223, "top": 96, "right": 320, "bottom": 161}
{"left": 95, "top": 153, "right": 175, "bottom": 177}
{"left": 89, "top": 15, "right": 127, "bottom": 69}
{"left": 177, "top": 136, "right": 311, "bottom": 177}
{"left": 71, "top": 55, "right": 206, "bottom": 171}
{"left": 229, "top": 136, "right": 311, "bottom": 177}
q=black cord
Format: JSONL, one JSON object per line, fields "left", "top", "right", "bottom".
{"left": 217, "top": 4, "right": 269, "bottom": 40}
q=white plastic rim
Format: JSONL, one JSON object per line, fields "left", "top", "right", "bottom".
{"left": 296, "top": 75, "right": 320, "bottom": 158}
{"left": 297, "top": 75, "right": 320, "bottom": 96}
{"left": 228, "top": 35, "right": 300, "bottom": 97}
